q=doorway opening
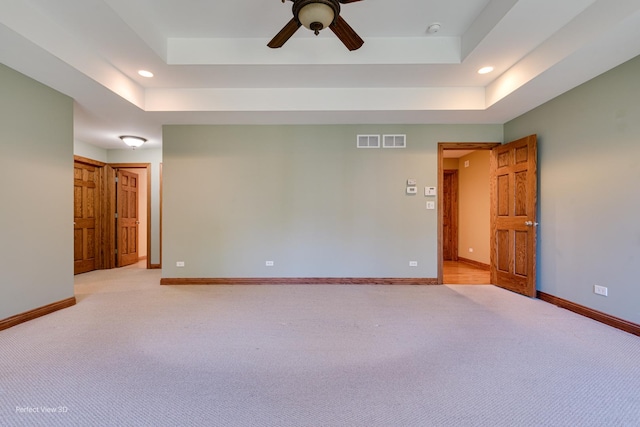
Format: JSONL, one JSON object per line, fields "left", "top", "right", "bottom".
{"left": 73, "top": 156, "right": 153, "bottom": 273}
{"left": 438, "top": 137, "right": 538, "bottom": 296}
{"left": 437, "top": 143, "right": 500, "bottom": 285}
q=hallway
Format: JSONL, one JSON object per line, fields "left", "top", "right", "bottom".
{"left": 443, "top": 261, "right": 490, "bottom": 285}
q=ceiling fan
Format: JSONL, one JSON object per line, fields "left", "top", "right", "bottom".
{"left": 268, "top": 0, "right": 364, "bottom": 51}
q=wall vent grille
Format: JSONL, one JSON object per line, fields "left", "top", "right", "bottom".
{"left": 383, "top": 134, "right": 406, "bottom": 148}
{"left": 357, "top": 135, "right": 380, "bottom": 148}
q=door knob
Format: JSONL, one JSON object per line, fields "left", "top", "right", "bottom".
{"left": 525, "top": 221, "right": 539, "bottom": 227}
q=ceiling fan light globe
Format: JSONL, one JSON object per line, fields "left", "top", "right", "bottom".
{"left": 298, "top": 3, "right": 335, "bottom": 32}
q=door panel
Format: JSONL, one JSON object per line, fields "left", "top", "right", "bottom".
{"left": 515, "top": 231, "right": 528, "bottom": 275}
{"left": 490, "top": 135, "right": 538, "bottom": 297}
{"left": 116, "top": 170, "right": 139, "bottom": 267}
{"left": 73, "top": 163, "right": 98, "bottom": 274}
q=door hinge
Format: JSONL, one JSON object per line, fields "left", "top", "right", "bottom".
{"left": 115, "top": 248, "right": 118, "bottom": 254}
{"left": 115, "top": 176, "right": 119, "bottom": 183}
{"left": 115, "top": 212, "right": 118, "bottom": 219}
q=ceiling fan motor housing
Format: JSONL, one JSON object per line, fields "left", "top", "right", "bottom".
{"left": 294, "top": 0, "right": 340, "bottom": 35}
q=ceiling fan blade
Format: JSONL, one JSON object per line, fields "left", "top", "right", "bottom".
{"left": 329, "top": 15, "right": 364, "bottom": 51}
{"left": 268, "top": 18, "right": 301, "bottom": 48}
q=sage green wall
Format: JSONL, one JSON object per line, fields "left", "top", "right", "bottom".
{"left": 505, "top": 55, "right": 640, "bottom": 324}
{"left": 163, "top": 124, "right": 502, "bottom": 279}
{"left": 458, "top": 150, "right": 490, "bottom": 264}
{"left": 0, "top": 64, "right": 74, "bottom": 320}
{"left": 74, "top": 139, "right": 107, "bottom": 163}
{"left": 107, "top": 148, "right": 163, "bottom": 266}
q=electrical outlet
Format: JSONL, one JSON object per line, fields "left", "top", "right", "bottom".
{"left": 409, "top": 261, "right": 418, "bottom": 267}
{"left": 265, "top": 261, "right": 274, "bottom": 267}
{"left": 176, "top": 261, "right": 185, "bottom": 267}
{"left": 594, "top": 285, "right": 608, "bottom": 296}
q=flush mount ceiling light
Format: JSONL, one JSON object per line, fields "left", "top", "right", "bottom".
{"left": 138, "top": 70, "right": 154, "bottom": 78}
{"left": 478, "top": 66, "right": 494, "bottom": 74}
{"left": 120, "top": 135, "right": 147, "bottom": 149}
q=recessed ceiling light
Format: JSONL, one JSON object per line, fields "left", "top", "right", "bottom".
{"left": 478, "top": 66, "right": 494, "bottom": 75}
{"left": 138, "top": 70, "right": 154, "bottom": 78}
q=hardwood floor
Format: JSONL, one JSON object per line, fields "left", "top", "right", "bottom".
{"left": 443, "top": 260, "right": 491, "bottom": 285}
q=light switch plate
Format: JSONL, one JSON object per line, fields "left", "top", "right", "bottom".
{"left": 406, "top": 186, "right": 417, "bottom": 194}
{"left": 426, "top": 201, "right": 435, "bottom": 210}
{"left": 425, "top": 186, "right": 436, "bottom": 196}
{"left": 407, "top": 179, "right": 417, "bottom": 186}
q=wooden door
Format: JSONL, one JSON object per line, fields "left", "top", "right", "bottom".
{"left": 442, "top": 170, "right": 458, "bottom": 261}
{"left": 116, "top": 170, "right": 139, "bottom": 267}
{"left": 490, "top": 135, "right": 538, "bottom": 297}
{"left": 74, "top": 163, "right": 98, "bottom": 274}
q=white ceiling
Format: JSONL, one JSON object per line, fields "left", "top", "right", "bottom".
{"left": 2, "top": 0, "right": 640, "bottom": 149}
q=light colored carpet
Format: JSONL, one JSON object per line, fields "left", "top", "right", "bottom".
{"left": 1, "top": 264, "right": 639, "bottom": 427}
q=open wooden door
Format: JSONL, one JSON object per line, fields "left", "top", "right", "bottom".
{"left": 116, "top": 169, "right": 139, "bottom": 267}
{"left": 490, "top": 135, "right": 538, "bottom": 297}
{"left": 74, "top": 162, "right": 98, "bottom": 274}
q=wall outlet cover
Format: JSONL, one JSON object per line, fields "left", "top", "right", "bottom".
{"left": 594, "top": 285, "right": 608, "bottom": 296}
